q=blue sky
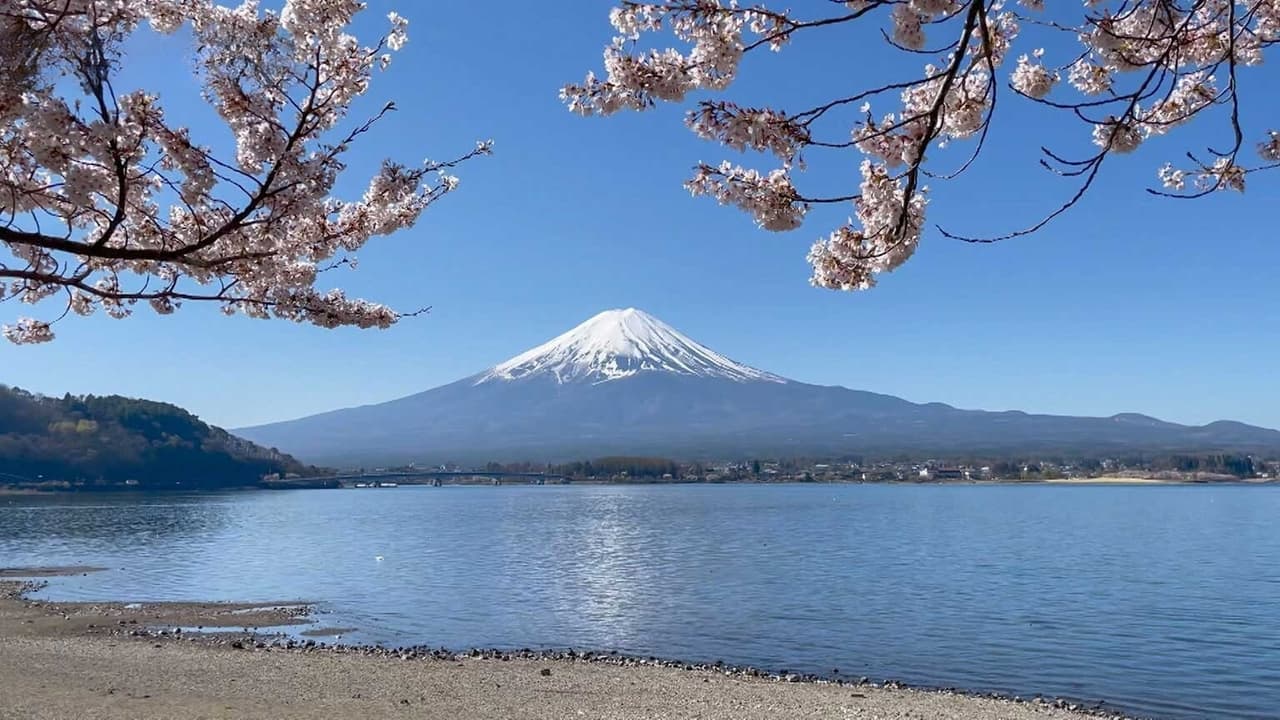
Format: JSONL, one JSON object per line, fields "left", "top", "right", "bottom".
{"left": 2, "top": 1, "right": 1278, "bottom": 430}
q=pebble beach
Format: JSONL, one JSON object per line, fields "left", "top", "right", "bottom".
{"left": 0, "top": 569, "right": 1138, "bottom": 720}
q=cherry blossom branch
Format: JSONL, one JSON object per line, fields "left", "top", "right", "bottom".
{"left": 1, "top": 1, "right": 491, "bottom": 344}
{"left": 569, "top": 0, "right": 1280, "bottom": 291}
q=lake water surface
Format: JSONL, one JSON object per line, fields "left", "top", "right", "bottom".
{"left": 1, "top": 484, "right": 1277, "bottom": 719}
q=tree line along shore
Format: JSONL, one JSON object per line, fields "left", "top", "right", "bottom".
{"left": 4, "top": 386, "right": 1274, "bottom": 493}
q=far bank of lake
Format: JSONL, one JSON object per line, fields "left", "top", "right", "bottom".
{"left": 5, "top": 474, "right": 1272, "bottom": 496}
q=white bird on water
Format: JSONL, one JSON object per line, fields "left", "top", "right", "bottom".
{"left": 375, "top": 555, "right": 384, "bottom": 562}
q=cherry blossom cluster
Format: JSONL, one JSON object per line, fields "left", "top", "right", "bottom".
{"left": 1011, "top": 50, "right": 1057, "bottom": 99}
{"left": 686, "top": 161, "right": 807, "bottom": 231}
{"left": 1063, "top": 1, "right": 1278, "bottom": 194}
{"left": 1, "top": 0, "right": 489, "bottom": 343}
{"left": 569, "top": 0, "right": 1280, "bottom": 289}
{"left": 807, "top": 161, "right": 929, "bottom": 290}
{"left": 686, "top": 102, "right": 810, "bottom": 166}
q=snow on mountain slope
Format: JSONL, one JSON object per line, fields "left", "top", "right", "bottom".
{"left": 475, "top": 308, "right": 786, "bottom": 385}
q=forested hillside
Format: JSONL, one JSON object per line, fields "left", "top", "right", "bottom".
{"left": 0, "top": 386, "right": 315, "bottom": 489}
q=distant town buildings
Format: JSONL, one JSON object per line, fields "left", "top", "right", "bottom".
{"left": 350, "top": 454, "right": 1276, "bottom": 486}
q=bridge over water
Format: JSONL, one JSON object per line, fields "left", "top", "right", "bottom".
{"left": 318, "top": 470, "right": 571, "bottom": 485}
{"left": 0, "top": 469, "right": 570, "bottom": 488}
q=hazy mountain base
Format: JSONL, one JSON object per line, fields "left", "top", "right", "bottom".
{"left": 238, "top": 374, "right": 1280, "bottom": 467}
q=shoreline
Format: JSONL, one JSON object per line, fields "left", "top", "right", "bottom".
{"left": 0, "top": 569, "right": 1139, "bottom": 720}
{"left": 3, "top": 477, "right": 1271, "bottom": 496}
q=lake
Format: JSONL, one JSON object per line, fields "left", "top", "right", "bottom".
{"left": 1, "top": 483, "right": 1277, "bottom": 719}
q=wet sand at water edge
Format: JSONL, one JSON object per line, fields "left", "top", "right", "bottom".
{"left": 0, "top": 568, "right": 1133, "bottom": 720}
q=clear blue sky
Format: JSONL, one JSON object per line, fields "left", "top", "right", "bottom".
{"left": 2, "top": 1, "right": 1277, "bottom": 430}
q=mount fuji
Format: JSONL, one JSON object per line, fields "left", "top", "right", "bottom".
{"left": 476, "top": 307, "right": 785, "bottom": 386}
{"left": 236, "top": 309, "right": 1280, "bottom": 465}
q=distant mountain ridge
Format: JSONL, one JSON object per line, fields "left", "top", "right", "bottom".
{"left": 0, "top": 386, "right": 314, "bottom": 489}
{"left": 235, "top": 309, "right": 1280, "bottom": 465}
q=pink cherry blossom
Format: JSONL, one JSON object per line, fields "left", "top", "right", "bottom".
{"left": 569, "top": 0, "right": 1280, "bottom": 289}
{"left": 1, "top": 0, "right": 489, "bottom": 344}
{"left": 1011, "top": 53, "right": 1057, "bottom": 99}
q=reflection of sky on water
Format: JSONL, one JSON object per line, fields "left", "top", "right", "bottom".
{"left": 2, "top": 484, "right": 1279, "bottom": 720}
{"left": 545, "top": 490, "right": 651, "bottom": 650}
{"left": 0, "top": 494, "right": 236, "bottom": 542}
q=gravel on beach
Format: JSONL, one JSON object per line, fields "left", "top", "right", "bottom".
{"left": 0, "top": 574, "right": 1131, "bottom": 720}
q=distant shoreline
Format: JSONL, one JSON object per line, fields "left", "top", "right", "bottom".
{"left": 1035, "top": 476, "right": 1180, "bottom": 485}
{"left": 3, "top": 477, "right": 1273, "bottom": 495}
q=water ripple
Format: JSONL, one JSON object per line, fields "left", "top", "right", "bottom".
{"left": 2, "top": 484, "right": 1278, "bottom": 720}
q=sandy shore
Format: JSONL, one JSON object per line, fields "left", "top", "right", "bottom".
{"left": 0, "top": 571, "right": 1131, "bottom": 720}
{"left": 1040, "top": 477, "right": 1175, "bottom": 485}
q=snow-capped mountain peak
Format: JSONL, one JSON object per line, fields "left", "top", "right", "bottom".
{"left": 476, "top": 308, "right": 786, "bottom": 385}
